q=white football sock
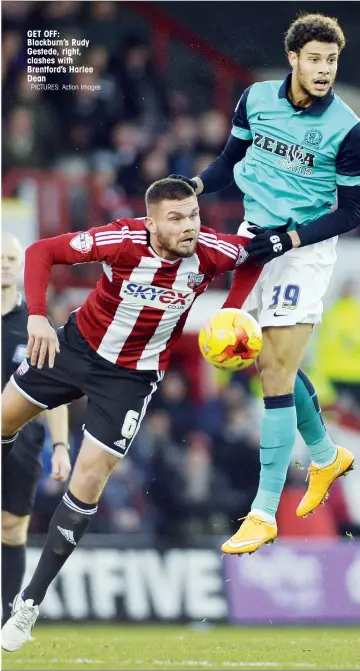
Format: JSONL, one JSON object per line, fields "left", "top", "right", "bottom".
{"left": 251, "top": 508, "right": 276, "bottom": 525}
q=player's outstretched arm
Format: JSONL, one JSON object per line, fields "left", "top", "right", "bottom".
{"left": 24, "top": 222, "right": 126, "bottom": 366}
{"left": 245, "top": 184, "right": 360, "bottom": 266}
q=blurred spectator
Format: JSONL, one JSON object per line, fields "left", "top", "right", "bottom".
{"left": 65, "top": 71, "right": 114, "bottom": 151}
{"left": 3, "top": 106, "right": 55, "bottom": 170}
{"left": 109, "top": 122, "right": 143, "bottom": 194}
{"left": 2, "top": 1, "right": 33, "bottom": 23}
{"left": 152, "top": 369, "right": 197, "bottom": 443}
{"left": 114, "top": 35, "right": 170, "bottom": 128}
{"left": 53, "top": 157, "right": 90, "bottom": 231}
{"left": 90, "top": 1, "right": 119, "bottom": 21}
{"left": 130, "top": 149, "right": 170, "bottom": 196}
{"left": 212, "top": 407, "right": 260, "bottom": 530}
{"left": 99, "top": 459, "right": 152, "bottom": 534}
{"left": 146, "top": 413, "right": 230, "bottom": 544}
{"left": 41, "top": 1, "right": 83, "bottom": 23}
{"left": 142, "top": 409, "right": 186, "bottom": 541}
{"left": 169, "top": 116, "right": 199, "bottom": 176}
{"left": 196, "top": 110, "right": 229, "bottom": 154}
{"left": 2, "top": 29, "right": 23, "bottom": 87}
{"left": 87, "top": 45, "right": 118, "bottom": 108}
{"left": 91, "top": 162, "right": 133, "bottom": 223}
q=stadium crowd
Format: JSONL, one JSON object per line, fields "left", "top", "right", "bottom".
{"left": 3, "top": 1, "right": 360, "bottom": 542}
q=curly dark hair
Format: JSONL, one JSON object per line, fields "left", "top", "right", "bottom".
{"left": 285, "top": 13, "right": 346, "bottom": 54}
{"left": 145, "top": 178, "right": 195, "bottom": 209}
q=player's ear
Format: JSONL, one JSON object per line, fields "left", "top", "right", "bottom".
{"left": 144, "top": 217, "right": 155, "bottom": 233}
{"left": 288, "top": 50, "right": 297, "bottom": 69}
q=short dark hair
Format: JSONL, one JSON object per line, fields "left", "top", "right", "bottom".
{"left": 145, "top": 178, "right": 195, "bottom": 209}
{"left": 285, "top": 13, "right": 346, "bottom": 54}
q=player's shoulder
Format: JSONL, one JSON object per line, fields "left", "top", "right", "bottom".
{"left": 107, "top": 217, "right": 148, "bottom": 233}
{"left": 252, "top": 79, "right": 283, "bottom": 90}
{"left": 198, "top": 225, "right": 221, "bottom": 244}
{"left": 96, "top": 217, "right": 148, "bottom": 248}
{"left": 197, "top": 226, "right": 222, "bottom": 261}
{"left": 198, "top": 226, "right": 239, "bottom": 256}
{"left": 244, "top": 79, "right": 284, "bottom": 109}
{"left": 332, "top": 93, "right": 360, "bottom": 127}
{"left": 249, "top": 79, "right": 283, "bottom": 96}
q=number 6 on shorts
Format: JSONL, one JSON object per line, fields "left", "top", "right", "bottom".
{"left": 121, "top": 410, "right": 140, "bottom": 439}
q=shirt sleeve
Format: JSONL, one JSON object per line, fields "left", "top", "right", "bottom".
{"left": 297, "top": 122, "right": 360, "bottom": 247}
{"left": 215, "top": 233, "right": 262, "bottom": 308}
{"left": 336, "top": 121, "right": 360, "bottom": 187}
{"left": 25, "top": 221, "right": 129, "bottom": 316}
{"left": 298, "top": 185, "right": 360, "bottom": 246}
{"left": 198, "top": 229, "right": 262, "bottom": 306}
{"left": 222, "top": 261, "right": 262, "bottom": 309}
{"left": 231, "top": 86, "right": 253, "bottom": 141}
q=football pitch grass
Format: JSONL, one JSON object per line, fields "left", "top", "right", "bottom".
{"left": 2, "top": 624, "right": 360, "bottom": 671}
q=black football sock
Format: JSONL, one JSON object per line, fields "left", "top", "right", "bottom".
{"left": 2, "top": 433, "right": 19, "bottom": 463}
{"left": 22, "top": 491, "right": 97, "bottom": 606}
{"left": 1, "top": 543, "right": 26, "bottom": 624}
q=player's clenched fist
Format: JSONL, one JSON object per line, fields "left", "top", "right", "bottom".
{"left": 27, "top": 315, "right": 60, "bottom": 369}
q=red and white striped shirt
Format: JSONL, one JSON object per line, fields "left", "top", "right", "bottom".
{"left": 25, "top": 218, "right": 260, "bottom": 370}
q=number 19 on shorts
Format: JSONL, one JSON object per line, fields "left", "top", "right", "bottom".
{"left": 269, "top": 284, "right": 300, "bottom": 310}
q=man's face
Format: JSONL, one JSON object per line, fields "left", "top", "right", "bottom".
{"left": 289, "top": 40, "right": 339, "bottom": 99}
{"left": 146, "top": 196, "right": 201, "bottom": 260}
{"left": 1, "top": 234, "right": 23, "bottom": 289}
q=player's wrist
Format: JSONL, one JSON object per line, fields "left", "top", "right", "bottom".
{"left": 28, "top": 312, "right": 48, "bottom": 319}
{"left": 288, "top": 230, "right": 301, "bottom": 248}
{"left": 53, "top": 441, "right": 70, "bottom": 453}
{"left": 192, "top": 176, "right": 204, "bottom": 195}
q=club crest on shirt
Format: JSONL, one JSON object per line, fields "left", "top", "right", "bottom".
{"left": 16, "top": 358, "right": 29, "bottom": 376}
{"left": 302, "top": 129, "right": 322, "bottom": 150}
{"left": 70, "top": 232, "right": 93, "bottom": 253}
{"left": 187, "top": 272, "right": 205, "bottom": 289}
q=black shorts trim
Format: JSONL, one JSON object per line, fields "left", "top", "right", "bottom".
{"left": 10, "top": 375, "right": 48, "bottom": 409}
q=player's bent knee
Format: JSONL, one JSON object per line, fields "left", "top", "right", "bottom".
{"left": 1, "top": 382, "right": 43, "bottom": 435}
{"left": 1, "top": 511, "right": 30, "bottom": 546}
{"left": 260, "top": 364, "right": 297, "bottom": 396}
{"left": 69, "top": 437, "right": 118, "bottom": 503}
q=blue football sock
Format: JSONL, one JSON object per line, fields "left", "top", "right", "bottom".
{"left": 295, "top": 370, "right": 337, "bottom": 465}
{"left": 251, "top": 394, "right": 297, "bottom": 518}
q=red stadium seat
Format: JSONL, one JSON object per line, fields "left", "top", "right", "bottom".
{"left": 277, "top": 487, "right": 338, "bottom": 537}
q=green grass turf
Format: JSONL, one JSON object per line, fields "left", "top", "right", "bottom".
{"left": 2, "top": 624, "right": 360, "bottom": 671}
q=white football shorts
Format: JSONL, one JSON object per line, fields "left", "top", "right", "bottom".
{"left": 238, "top": 221, "right": 338, "bottom": 327}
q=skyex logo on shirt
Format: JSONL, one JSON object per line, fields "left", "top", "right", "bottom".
{"left": 121, "top": 281, "right": 195, "bottom": 310}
